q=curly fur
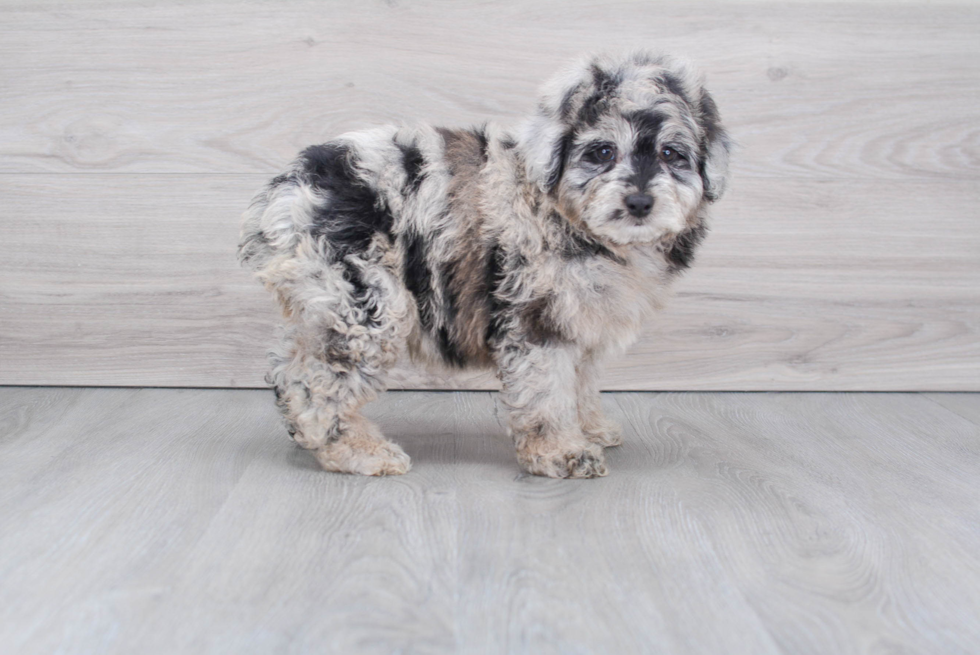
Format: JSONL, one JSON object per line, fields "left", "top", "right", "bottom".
{"left": 239, "top": 51, "right": 730, "bottom": 478}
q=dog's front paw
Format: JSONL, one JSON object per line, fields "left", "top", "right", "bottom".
{"left": 313, "top": 423, "right": 412, "bottom": 476}
{"left": 584, "top": 419, "right": 623, "bottom": 448}
{"left": 518, "top": 441, "right": 608, "bottom": 479}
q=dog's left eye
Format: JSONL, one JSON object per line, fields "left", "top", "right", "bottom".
{"left": 586, "top": 144, "right": 617, "bottom": 164}
{"left": 661, "top": 147, "right": 686, "bottom": 164}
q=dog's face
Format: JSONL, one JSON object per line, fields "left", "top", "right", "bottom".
{"left": 520, "top": 52, "right": 730, "bottom": 245}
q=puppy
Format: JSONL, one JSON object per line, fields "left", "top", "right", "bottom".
{"left": 239, "top": 51, "right": 730, "bottom": 478}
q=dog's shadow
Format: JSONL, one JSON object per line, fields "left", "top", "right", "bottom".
{"left": 280, "top": 417, "right": 654, "bottom": 479}
{"left": 281, "top": 416, "right": 516, "bottom": 474}
{"left": 274, "top": 393, "right": 658, "bottom": 478}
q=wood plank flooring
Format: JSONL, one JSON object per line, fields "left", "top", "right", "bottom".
{"left": 1, "top": 387, "right": 978, "bottom": 654}
{"left": 1, "top": 1, "right": 978, "bottom": 389}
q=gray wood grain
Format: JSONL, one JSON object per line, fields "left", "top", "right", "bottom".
{"left": 1, "top": 0, "right": 978, "bottom": 390}
{"left": 1, "top": 387, "right": 979, "bottom": 654}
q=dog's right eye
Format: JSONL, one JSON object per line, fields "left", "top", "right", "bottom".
{"left": 586, "top": 144, "right": 617, "bottom": 164}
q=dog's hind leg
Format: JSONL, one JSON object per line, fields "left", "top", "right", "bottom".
{"left": 264, "top": 241, "right": 411, "bottom": 476}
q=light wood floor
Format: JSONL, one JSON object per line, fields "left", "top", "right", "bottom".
{"left": 1, "top": 388, "right": 978, "bottom": 654}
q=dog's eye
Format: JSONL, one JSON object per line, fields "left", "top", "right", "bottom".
{"left": 586, "top": 144, "right": 617, "bottom": 164}
{"left": 661, "top": 147, "right": 686, "bottom": 164}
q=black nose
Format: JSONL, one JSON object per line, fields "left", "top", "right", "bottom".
{"left": 625, "top": 193, "right": 653, "bottom": 218}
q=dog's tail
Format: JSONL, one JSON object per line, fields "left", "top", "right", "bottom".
{"left": 238, "top": 168, "right": 322, "bottom": 274}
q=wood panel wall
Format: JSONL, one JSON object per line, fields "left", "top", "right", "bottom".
{"left": 1, "top": 1, "right": 978, "bottom": 390}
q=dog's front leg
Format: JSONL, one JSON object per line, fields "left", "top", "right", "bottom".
{"left": 576, "top": 353, "right": 623, "bottom": 448}
{"left": 497, "top": 341, "right": 608, "bottom": 479}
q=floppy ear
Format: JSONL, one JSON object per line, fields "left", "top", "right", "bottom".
{"left": 519, "top": 115, "right": 573, "bottom": 193}
{"left": 517, "top": 64, "right": 588, "bottom": 192}
{"left": 696, "top": 90, "right": 731, "bottom": 202}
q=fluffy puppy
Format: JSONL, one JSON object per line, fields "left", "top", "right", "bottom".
{"left": 239, "top": 51, "right": 730, "bottom": 478}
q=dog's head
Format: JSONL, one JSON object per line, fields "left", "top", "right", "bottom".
{"left": 519, "top": 52, "right": 730, "bottom": 245}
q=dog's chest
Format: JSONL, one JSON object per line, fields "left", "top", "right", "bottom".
{"left": 547, "top": 249, "right": 670, "bottom": 350}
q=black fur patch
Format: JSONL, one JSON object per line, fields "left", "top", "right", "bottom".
{"left": 697, "top": 93, "right": 726, "bottom": 201}
{"left": 627, "top": 111, "right": 666, "bottom": 190}
{"left": 340, "top": 259, "right": 384, "bottom": 328}
{"left": 269, "top": 173, "right": 292, "bottom": 187}
{"left": 658, "top": 72, "right": 689, "bottom": 104}
{"left": 437, "top": 262, "right": 468, "bottom": 368}
{"left": 439, "top": 262, "right": 459, "bottom": 326}
{"left": 558, "top": 82, "right": 584, "bottom": 122}
{"left": 665, "top": 223, "right": 708, "bottom": 273}
{"left": 483, "top": 245, "right": 563, "bottom": 349}
{"left": 405, "top": 231, "right": 470, "bottom": 367}
{"left": 402, "top": 230, "right": 434, "bottom": 330}
{"left": 630, "top": 140, "right": 660, "bottom": 191}
{"left": 472, "top": 126, "right": 490, "bottom": 163}
{"left": 484, "top": 242, "right": 509, "bottom": 344}
{"left": 578, "top": 93, "right": 606, "bottom": 126}
{"left": 341, "top": 258, "right": 369, "bottom": 299}
{"left": 436, "top": 326, "right": 467, "bottom": 368}
{"left": 302, "top": 144, "right": 394, "bottom": 256}
{"left": 628, "top": 110, "right": 666, "bottom": 141}
{"left": 699, "top": 93, "right": 723, "bottom": 145}
{"left": 397, "top": 141, "right": 426, "bottom": 194}
{"left": 550, "top": 212, "right": 625, "bottom": 264}
{"left": 578, "top": 65, "right": 620, "bottom": 126}
{"left": 546, "top": 131, "right": 574, "bottom": 192}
